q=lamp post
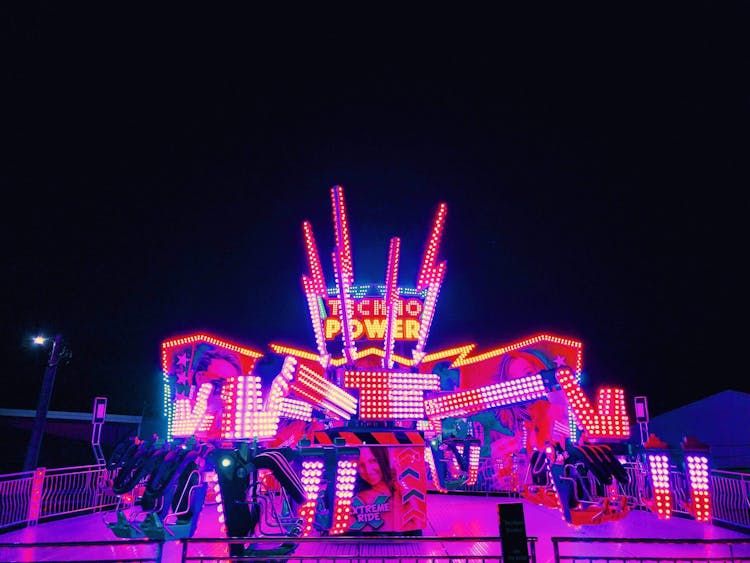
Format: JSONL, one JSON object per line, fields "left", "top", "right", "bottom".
{"left": 23, "top": 333, "right": 69, "bottom": 472}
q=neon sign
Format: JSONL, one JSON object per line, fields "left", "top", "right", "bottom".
{"left": 323, "top": 297, "right": 423, "bottom": 341}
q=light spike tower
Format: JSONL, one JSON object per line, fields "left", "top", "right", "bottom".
{"left": 412, "top": 202, "right": 448, "bottom": 367}
{"left": 331, "top": 185, "right": 357, "bottom": 366}
{"left": 382, "top": 237, "right": 401, "bottom": 369}
{"left": 301, "top": 220, "right": 331, "bottom": 367}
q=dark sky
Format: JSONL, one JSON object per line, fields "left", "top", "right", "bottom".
{"left": 2, "top": 5, "right": 747, "bottom": 421}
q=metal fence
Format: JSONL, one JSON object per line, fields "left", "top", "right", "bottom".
{"left": 0, "top": 538, "right": 166, "bottom": 562}
{"left": 6, "top": 462, "right": 748, "bottom": 532}
{"left": 444, "top": 459, "right": 750, "bottom": 532}
{"left": 551, "top": 536, "right": 750, "bottom": 563}
{"left": 4, "top": 535, "right": 750, "bottom": 563}
{"left": 0, "top": 535, "right": 535, "bottom": 563}
{"left": 0, "top": 464, "right": 120, "bottom": 530}
{"left": 0, "top": 462, "right": 748, "bottom": 563}
{"left": 713, "top": 470, "right": 750, "bottom": 531}
{"left": 180, "top": 535, "right": 538, "bottom": 563}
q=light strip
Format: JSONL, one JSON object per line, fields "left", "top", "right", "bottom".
{"left": 424, "top": 373, "right": 547, "bottom": 419}
{"left": 269, "top": 343, "right": 322, "bottom": 363}
{"left": 647, "top": 453, "right": 673, "bottom": 519}
{"left": 416, "top": 202, "right": 447, "bottom": 291}
{"left": 264, "top": 356, "right": 298, "bottom": 413}
{"left": 297, "top": 459, "right": 324, "bottom": 536}
{"left": 302, "top": 278, "right": 329, "bottom": 360}
{"left": 290, "top": 364, "right": 358, "bottom": 419}
{"left": 685, "top": 454, "right": 711, "bottom": 522}
{"left": 424, "top": 446, "right": 447, "bottom": 493}
{"left": 329, "top": 458, "right": 357, "bottom": 535}
{"left": 171, "top": 382, "right": 213, "bottom": 437}
{"left": 302, "top": 220, "right": 327, "bottom": 295}
{"left": 279, "top": 397, "right": 313, "bottom": 421}
{"left": 556, "top": 368, "right": 630, "bottom": 439}
{"left": 333, "top": 247, "right": 357, "bottom": 364}
{"left": 383, "top": 237, "right": 401, "bottom": 368}
{"left": 466, "top": 443, "right": 481, "bottom": 486}
{"left": 412, "top": 261, "right": 446, "bottom": 366}
{"left": 161, "top": 332, "right": 263, "bottom": 373}
{"left": 331, "top": 186, "right": 353, "bottom": 286}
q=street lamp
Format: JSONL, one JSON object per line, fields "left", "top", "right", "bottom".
{"left": 23, "top": 333, "right": 72, "bottom": 472}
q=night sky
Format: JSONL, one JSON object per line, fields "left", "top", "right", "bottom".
{"left": 3, "top": 5, "right": 747, "bottom": 422}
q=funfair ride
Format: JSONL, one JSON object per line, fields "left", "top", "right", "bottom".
{"left": 104, "top": 186, "right": 712, "bottom": 556}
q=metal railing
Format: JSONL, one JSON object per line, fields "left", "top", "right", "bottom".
{"left": 2, "top": 462, "right": 748, "bottom": 532}
{"left": 0, "top": 470, "right": 33, "bottom": 530}
{"left": 1, "top": 461, "right": 748, "bottom": 562}
{"left": 0, "top": 536, "right": 537, "bottom": 563}
{"left": 0, "top": 538, "right": 166, "bottom": 562}
{"left": 551, "top": 536, "right": 750, "bottom": 563}
{"left": 0, "top": 464, "right": 120, "bottom": 530}
{"left": 6, "top": 534, "right": 750, "bottom": 563}
{"left": 440, "top": 459, "right": 750, "bottom": 533}
{"left": 713, "top": 470, "right": 750, "bottom": 530}
{"left": 179, "top": 535, "right": 538, "bottom": 563}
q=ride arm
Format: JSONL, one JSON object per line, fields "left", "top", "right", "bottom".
{"left": 424, "top": 369, "right": 558, "bottom": 420}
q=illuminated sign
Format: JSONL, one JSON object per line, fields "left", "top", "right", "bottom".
{"left": 323, "top": 297, "right": 423, "bottom": 341}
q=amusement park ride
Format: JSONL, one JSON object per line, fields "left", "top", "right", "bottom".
{"left": 104, "top": 186, "right": 713, "bottom": 556}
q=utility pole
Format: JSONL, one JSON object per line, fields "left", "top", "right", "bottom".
{"left": 23, "top": 333, "right": 66, "bottom": 472}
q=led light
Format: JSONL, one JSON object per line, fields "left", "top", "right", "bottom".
{"left": 382, "top": 237, "right": 401, "bottom": 369}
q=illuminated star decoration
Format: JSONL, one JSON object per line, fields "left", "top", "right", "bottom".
{"left": 173, "top": 351, "right": 192, "bottom": 395}
{"left": 176, "top": 352, "right": 189, "bottom": 367}
{"left": 554, "top": 355, "right": 567, "bottom": 367}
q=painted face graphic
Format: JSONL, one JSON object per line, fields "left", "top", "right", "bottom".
{"left": 358, "top": 447, "right": 383, "bottom": 487}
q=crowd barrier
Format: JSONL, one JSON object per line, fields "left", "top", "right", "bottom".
{"left": 460, "top": 458, "right": 750, "bottom": 531}
{"left": 2, "top": 461, "right": 749, "bottom": 532}
{"left": 0, "top": 464, "right": 120, "bottom": 530}
{"left": 0, "top": 462, "right": 748, "bottom": 563}
{"left": 551, "top": 536, "right": 750, "bottom": 563}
